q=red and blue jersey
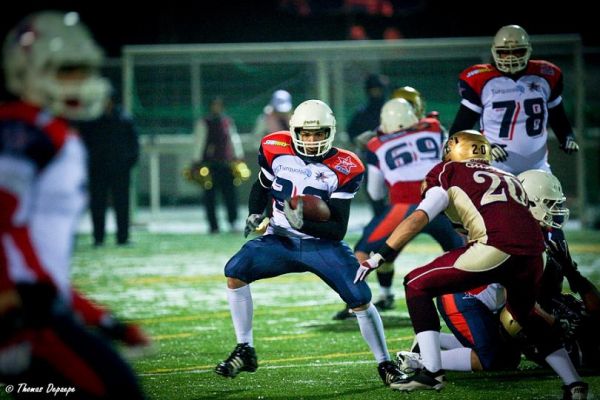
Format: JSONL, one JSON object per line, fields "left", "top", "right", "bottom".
{"left": 258, "top": 131, "right": 364, "bottom": 238}
{"left": 0, "top": 101, "right": 87, "bottom": 297}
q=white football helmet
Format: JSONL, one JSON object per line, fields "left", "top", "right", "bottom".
{"left": 517, "top": 169, "right": 569, "bottom": 229}
{"left": 380, "top": 98, "right": 418, "bottom": 134}
{"left": 491, "top": 25, "right": 532, "bottom": 74}
{"left": 3, "top": 11, "right": 110, "bottom": 120}
{"left": 289, "top": 100, "right": 336, "bottom": 157}
{"left": 391, "top": 86, "right": 424, "bottom": 119}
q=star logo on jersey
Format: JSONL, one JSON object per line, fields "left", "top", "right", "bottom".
{"left": 334, "top": 156, "right": 356, "bottom": 175}
{"left": 528, "top": 82, "right": 541, "bottom": 92}
{"left": 315, "top": 171, "right": 327, "bottom": 182}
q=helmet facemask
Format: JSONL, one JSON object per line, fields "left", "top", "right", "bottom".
{"left": 36, "top": 65, "right": 111, "bottom": 120}
{"left": 518, "top": 169, "right": 570, "bottom": 229}
{"left": 292, "top": 128, "right": 332, "bottom": 157}
{"left": 3, "top": 11, "right": 110, "bottom": 120}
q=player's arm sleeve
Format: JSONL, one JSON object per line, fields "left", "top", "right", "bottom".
{"left": 365, "top": 150, "right": 386, "bottom": 201}
{"left": 257, "top": 145, "right": 274, "bottom": 179}
{"left": 248, "top": 171, "right": 272, "bottom": 215}
{"left": 366, "top": 165, "right": 386, "bottom": 201}
{"left": 548, "top": 102, "right": 575, "bottom": 145}
{"left": 416, "top": 186, "right": 449, "bottom": 221}
{"left": 0, "top": 156, "right": 37, "bottom": 231}
{"left": 299, "top": 197, "right": 351, "bottom": 241}
{"left": 449, "top": 104, "right": 481, "bottom": 135}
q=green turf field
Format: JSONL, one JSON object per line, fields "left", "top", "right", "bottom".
{"left": 63, "top": 230, "right": 600, "bottom": 398}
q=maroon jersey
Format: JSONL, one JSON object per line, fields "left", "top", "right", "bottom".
{"left": 423, "top": 161, "right": 544, "bottom": 256}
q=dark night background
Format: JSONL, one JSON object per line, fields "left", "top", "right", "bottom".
{"left": 0, "top": 0, "right": 596, "bottom": 58}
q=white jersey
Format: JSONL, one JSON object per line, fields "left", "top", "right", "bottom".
{"left": 458, "top": 60, "right": 564, "bottom": 175}
{"left": 0, "top": 102, "right": 87, "bottom": 299}
{"left": 258, "top": 131, "right": 364, "bottom": 239}
{"left": 365, "top": 117, "right": 444, "bottom": 204}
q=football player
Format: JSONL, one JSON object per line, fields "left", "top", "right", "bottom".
{"left": 449, "top": 24, "right": 579, "bottom": 176}
{"left": 355, "top": 131, "right": 587, "bottom": 398}
{"left": 215, "top": 100, "right": 404, "bottom": 385}
{"left": 397, "top": 170, "right": 597, "bottom": 398}
{"left": 333, "top": 98, "right": 464, "bottom": 320}
{"left": 449, "top": 25, "right": 580, "bottom": 304}
{"left": 0, "top": 11, "right": 145, "bottom": 398}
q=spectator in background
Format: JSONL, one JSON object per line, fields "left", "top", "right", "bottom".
{"left": 253, "top": 89, "right": 293, "bottom": 138}
{"left": 73, "top": 89, "right": 140, "bottom": 247}
{"left": 193, "top": 96, "right": 244, "bottom": 234}
{"left": 0, "top": 10, "right": 145, "bottom": 398}
{"left": 347, "top": 73, "right": 390, "bottom": 216}
{"left": 347, "top": 74, "right": 390, "bottom": 144}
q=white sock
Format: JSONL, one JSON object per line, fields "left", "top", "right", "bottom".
{"left": 380, "top": 286, "right": 392, "bottom": 297}
{"left": 226, "top": 285, "right": 254, "bottom": 347}
{"left": 441, "top": 348, "right": 472, "bottom": 371}
{"left": 416, "top": 331, "right": 442, "bottom": 373}
{"left": 545, "top": 348, "right": 581, "bottom": 385}
{"left": 440, "top": 332, "right": 464, "bottom": 350}
{"left": 354, "top": 304, "right": 390, "bottom": 363}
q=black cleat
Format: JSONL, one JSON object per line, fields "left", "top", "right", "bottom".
{"left": 332, "top": 305, "right": 355, "bottom": 320}
{"left": 562, "top": 381, "right": 588, "bottom": 400}
{"left": 390, "top": 368, "right": 445, "bottom": 392}
{"left": 215, "top": 343, "right": 258, "bottom": 378}
{"left": 373, "top": 295, "right": 395, "bottom": 311}
{"left": 378, "top": 360, "right": 404, "bottom": 386}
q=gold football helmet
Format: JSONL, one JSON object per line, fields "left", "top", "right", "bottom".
{"left": 443, "top": 130, "right": 492, "bottom": 163}
{"left": 499, "top": 307, "right": 523, "bottom": 338}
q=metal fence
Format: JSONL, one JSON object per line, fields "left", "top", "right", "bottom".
{"left": 115, "top": 35, "right": 600, "bottom": 227}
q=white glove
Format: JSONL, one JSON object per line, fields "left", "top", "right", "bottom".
{"left": 354, "top": 252, "right": 386, "bottom": 283}
{"left": 490, "top": 144, "right": 509, "bottom": 162}
{"left": 244, "top": 214, "right": 265, "bottom": 238}
{"left": 283, "top": 198, "right": 303, "bottom": 230}
{"left": 560, "top": 136, "right": 579, "bottom": 154}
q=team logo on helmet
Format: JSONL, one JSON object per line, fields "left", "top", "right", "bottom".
{"left": 443, "top": 130, "right": 492, "bottom": 163}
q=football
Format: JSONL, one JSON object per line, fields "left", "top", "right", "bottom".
{"left": 289, "top": 195, "right": 331, "bottom": 222}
